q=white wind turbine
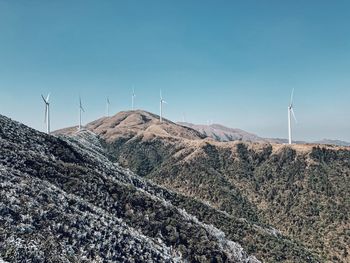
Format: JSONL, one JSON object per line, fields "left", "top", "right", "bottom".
{"left": 78, "top": 97, "right": 85, "bottom": 131}
{"left": 106, "top": 97, "right": 110, "bottom": 117}
{"left": 288, "top": 89, "right": 297, "bottom": 144}
{"left": 41, "top": 93, "right": 50, "bottom": 134}
{"left": 132, "top": 87, "right": 136, "bottom": 110}
{"left": 159, "top": 90, "right": 167, "bottom": 122}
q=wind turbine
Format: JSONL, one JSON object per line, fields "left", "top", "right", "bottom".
{"left": 132, "top": 87, "right": 136, "bottom": 110}
{"left": 288, "top": 89, "right": 297, "bottom": 144}
{"left": 106, "top": 97, "right": 110, "bottom": 117}
{"left": 41, "top": 93, "right": 50, "bottom": 134}
{"left": 78, "top": 97, "right": 85, "bottom": 131}
{"left": 159, "top": 90, "right": 167, "bottom": 122}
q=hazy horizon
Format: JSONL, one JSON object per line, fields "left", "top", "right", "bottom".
{"left": 1, "top": 1, "right": 349, "bottom": 141}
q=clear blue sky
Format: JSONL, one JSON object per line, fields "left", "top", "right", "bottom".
{"left": 0, "top": 0, "right": 349, "bottom": 141}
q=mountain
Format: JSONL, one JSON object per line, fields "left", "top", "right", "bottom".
{"left": 314, "top": 139, "right": 350, "bottom": 147}
{"left": 0, "top": 114, "right": 261, "bottom": 262}
{"left": 177, "top": 122, "right": 264, "bottom": 142}
{"left": 56, "top": 110, "right": 206, "bottom": 142}
{"left": 55, "top": 110, "right": 350, "bottom": 262}
{"left": 179, "top": 122, "right": 350, "bottom": 147}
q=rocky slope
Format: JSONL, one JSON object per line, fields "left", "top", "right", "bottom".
{"left": 54, "top": 110, "right": 350, "bottom": 262}
{"left": 0, "top": 114, "right": 263, "bottom": 262}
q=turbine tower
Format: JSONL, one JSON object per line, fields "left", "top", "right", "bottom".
{"left": 132, "top": 87, "right": 136, "bottom": 110}
{"left": 288, "top": 89, "right": 297, "bottom": 144}
{"left": 78, "top": 97, "right": 85, "bottom": 131}
{"left": 41, "top": 94, "right": 50, "bottom": 134}
{"left": 159, "top": 90, "right": 167, "bottom": 122}
{"left": 106, "top": 97, "right": 110, "bottom": 117}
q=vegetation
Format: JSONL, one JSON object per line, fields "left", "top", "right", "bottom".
{"left": 0, "top": 115, "right": 261, "bottom": 262}
{"left": 102, "top": 128, "right": 349, "bottom": 262}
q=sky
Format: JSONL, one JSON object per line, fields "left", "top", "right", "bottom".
{"left": 0, "top": 0, "right": 349, "bottom": 141}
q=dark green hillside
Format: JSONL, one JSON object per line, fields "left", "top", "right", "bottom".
{"left": 109, "top": 136, "right": 349, "bottom": 262}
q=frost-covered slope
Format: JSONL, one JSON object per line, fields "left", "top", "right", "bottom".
{"left": 0, "top": 115, "right": 259, "bottom": 263}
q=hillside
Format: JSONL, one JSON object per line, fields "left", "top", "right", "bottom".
{"left": 177, "top": 122, "right": 263, "bottom": 142}
{"left": 0, "top": 114, "right": 263, "bottom": 262}
{"left": 56, "top": 110, "right": 350, "bottom": 262}
{"left": 55, "top": 110, "right": 206, "bottom": 142}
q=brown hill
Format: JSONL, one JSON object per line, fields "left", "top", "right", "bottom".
{"left": 55, "top": 110, "right": 206, "bottom": 142}
{"left": 178, "top": 122, "right": 264, "bottom": 142}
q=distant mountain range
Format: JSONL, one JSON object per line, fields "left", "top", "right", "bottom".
{"left": 313, "top": 139, "right": 350, "bottom": 147}
{"left": 178, "top": 122, "right": 350, "bottom": 146}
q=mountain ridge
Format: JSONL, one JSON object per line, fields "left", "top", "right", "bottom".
{"left": 55, "top": 110, "right": 206, "bottom": 142}
{"left": 178, "top": 120, "right": 350, "bottom": 146}
{"left": 55, "top": 110, "right": 350, "bottom": 150}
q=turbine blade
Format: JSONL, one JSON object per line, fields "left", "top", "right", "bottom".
{"left": 290, "top": 88, "right": 294, "bottom": 105}
{"left": 79, "top": 96, "right": 84, "bottom": 112}
{"left": 160, "top": 89, "right": 162, "bottom": 99}
{"left": 291, "top": 108, "right": 297, "bottom": 123}
{"left": 41, "top": 94, "right": 46, "bottom": 103}
{"left": 46, "top": 93, "right": 50, "bottom": 103}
